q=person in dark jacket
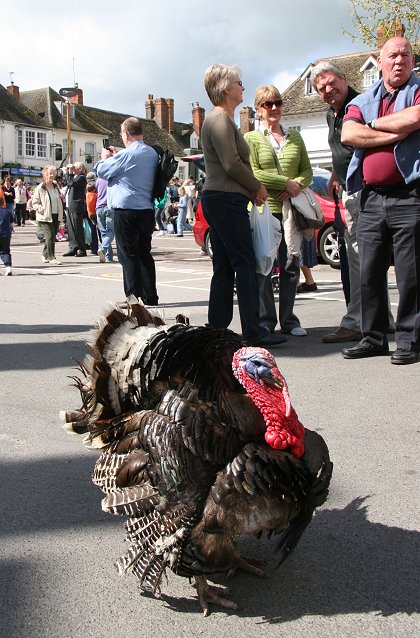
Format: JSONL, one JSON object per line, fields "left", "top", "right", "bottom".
{"left": 63, "top": 162, "right": 87, "bottom": 257}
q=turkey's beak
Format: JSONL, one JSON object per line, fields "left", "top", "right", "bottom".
{"left": 264, "top": 372, "right": 284, "bottom": 390}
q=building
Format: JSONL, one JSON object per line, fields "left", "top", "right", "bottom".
{"left": 0, "top": 83, "right": 202, "bottom": 183}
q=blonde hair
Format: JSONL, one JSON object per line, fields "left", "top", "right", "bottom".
{"left": 254, "top": 85, "right": 282, "bottom": 109}
{"left": 42, "top": 165, "right": 57, "bottom": 180}
{"left": 204, "top": 64, "right": 241, "bottom": 106}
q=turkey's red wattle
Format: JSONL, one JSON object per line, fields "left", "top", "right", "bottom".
{"left": 232, "top": 348, "right": 305, "bottom": 458}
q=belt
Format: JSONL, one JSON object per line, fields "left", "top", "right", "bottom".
{"left": 363, "top": 179, "right": 420, "bottom": 196}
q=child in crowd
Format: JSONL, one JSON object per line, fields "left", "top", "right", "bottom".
{"left": 0, "top": 192, "right": 13, "bottom": 275}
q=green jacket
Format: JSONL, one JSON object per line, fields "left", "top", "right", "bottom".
{"left": 244, "top": 129, "right": 312, "bottom": 213}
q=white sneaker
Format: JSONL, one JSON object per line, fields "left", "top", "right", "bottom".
{"left": 98, "top": 249, "right": 105, "bottom": 263}
{"left": 41, "top": 255, "right": 49, "bottom": 263}
{"left": 157, "top": 230, "right": 165, "bottom": 236}
{"left": 49, "top": 258, "right": 61, "bottom": 265}
{"left": 289, "top": 326, "right": 307, "bottom": 336}
{"left": 5, "top": 267, "right": 12, "bottom": 276}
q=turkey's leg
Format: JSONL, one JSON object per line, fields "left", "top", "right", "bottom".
{"left": 227, "top": 556, "right": 266, "bottom": 578}
{"left": 194, "top": 575, "right": 239, "bottom": 616}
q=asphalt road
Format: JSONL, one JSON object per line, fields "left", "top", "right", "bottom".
{"left": 0, "top": 224, "right": 419, "bottom": 638}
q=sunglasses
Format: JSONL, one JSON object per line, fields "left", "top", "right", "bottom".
{"left": 261, "top": 100, "right": 283, "bottom": 109}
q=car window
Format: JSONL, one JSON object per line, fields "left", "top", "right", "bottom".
{"left": 311, "top": 175, "right": 331, "bottom": 199}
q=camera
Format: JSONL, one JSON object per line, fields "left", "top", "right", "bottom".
{"left": 103, "top": 139, "right": 111, "bottom": 150}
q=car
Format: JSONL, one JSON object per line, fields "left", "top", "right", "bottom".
{"left": 182, "top": 156, "right": 346, "bottom": 269}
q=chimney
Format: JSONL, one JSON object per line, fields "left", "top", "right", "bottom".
{"left": 167, "top": 98, "right": 174, "bottom": 134}
{"left": 145, "top": 94, "right": 155, "bottom": 120}
{"left": 192, "top": 102, "right": 205, "bottom": 138}
{"left": 154, "top": 97, "right": 170, "bottom": 132}
{"left": 240, "top": 106, "right": 255, "bottom": 134}
{"left": 377, "top": 18, "right": 405, "bottom": 48}
{"left": 69, "top": 84, "right": 84, "bottom": 105}
{"left": 7, "top": 84, "right": 20, "bottom": 101}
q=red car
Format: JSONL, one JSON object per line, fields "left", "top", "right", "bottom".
{"left": 188, "top": 159, "right": 346, "bottom": 269}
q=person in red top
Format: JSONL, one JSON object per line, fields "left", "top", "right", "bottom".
{"left": 341, "top": 37, "right": 420, "bottom": 365}
{"left": 85, "top": 173, "right": 99, "bottom": 255}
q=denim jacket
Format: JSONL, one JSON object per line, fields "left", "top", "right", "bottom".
{"left": 346, "top": 72, "right": 420, "bottom": 194}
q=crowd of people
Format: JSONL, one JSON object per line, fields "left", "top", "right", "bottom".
{"left": 1, "top": 36, "right": 418, "bottom": 364}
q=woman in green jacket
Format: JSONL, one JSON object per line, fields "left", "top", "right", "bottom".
{"left": 245, "top": 85, "right": 313, "bottom": 336}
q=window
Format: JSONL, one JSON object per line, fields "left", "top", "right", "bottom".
{"left": 363, "top": 67, "right": 379, "bottom": 87}
{"left": 54, "top": 100, "right": 75, "bottom": 119}
{"left": 17, "top": 129, "right": 48, "bottom": 159}
{"left": 63, "top": 138, "right": 76, "bottom": 163}
{"left": 85, "top": 141, "right": 96, "bottom": 164}
{"left": 304, "top": 77, "right": 317, "bottom": 96}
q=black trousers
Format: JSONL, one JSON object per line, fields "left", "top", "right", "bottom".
{"left": 113, "top": 208, "right": 158, "bottom": 305}
{"left": 201, "top": 190, "right": 264, "bottom": 340}
{"left": 67, "top": 210, "right": 85, "bottom": 251}
{"left": 357, "top": 183, "right": 420, "bottom": 350}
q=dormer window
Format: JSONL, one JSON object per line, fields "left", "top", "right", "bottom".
{"left": 304, "top": 77, "right": 317, "bottom": 96}
{"left": 363, "top": 66, "right": 379, "bottom": 87}
{"left": 54, "top": 100, "right": 75, "bottom": 118}
{"left": 360, "top": 57, "right": 380, "bottom": 88}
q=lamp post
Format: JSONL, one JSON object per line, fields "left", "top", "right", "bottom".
{"left": 59, "top": 87, "right": 78, "bottom": 164}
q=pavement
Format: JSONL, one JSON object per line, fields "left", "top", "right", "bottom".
{"left": 0, "top": 223, "right": 419, "bottom": 638}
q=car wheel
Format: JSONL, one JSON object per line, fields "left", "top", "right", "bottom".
{"left": 205, "top": 232, "right": 213, "bottom": 259}
{"left": 319, "top": 226, "right": 341, "bottom": 269}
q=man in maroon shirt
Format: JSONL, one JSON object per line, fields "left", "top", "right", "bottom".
{"left": 341, "top": 37, "right": 420, "bottom": 365}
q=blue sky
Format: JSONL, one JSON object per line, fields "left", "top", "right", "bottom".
{"left": 3, "top": 0, "right": 372, "bottom": 123}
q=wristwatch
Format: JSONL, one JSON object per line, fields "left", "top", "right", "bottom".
{"left": 366, "top": 119, "right": 376, "bottom": 129}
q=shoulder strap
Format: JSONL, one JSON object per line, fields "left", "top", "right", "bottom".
{"left": 258, "top": 130, "right": 283, "bottom": 176}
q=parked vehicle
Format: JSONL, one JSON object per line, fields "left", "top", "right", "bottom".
{"left": 184, "top": 155, "right": 346, "bottom": 269}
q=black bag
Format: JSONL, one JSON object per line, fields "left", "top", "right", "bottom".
{"left": 292, "top": 205, "right": 322, "bottom": 232}
{"left": 151, "top": 145, "right": 178, "bottom": 201}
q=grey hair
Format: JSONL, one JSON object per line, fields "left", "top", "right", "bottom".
{"left": 73, "top": 162, "right": 85, "bottom": 171}
{"left": 310, "top": 61, "right": 346, "bottom": 92}
{"left": 204, "top": 64, "right": 241, "bottom": 106}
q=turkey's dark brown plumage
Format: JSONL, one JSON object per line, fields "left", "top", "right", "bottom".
{"left": 61, "top": 299, "right": 332, "bottom": 613}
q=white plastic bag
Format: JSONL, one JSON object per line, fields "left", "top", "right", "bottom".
{"left": 249, "top": 202, "right": 282, "bottom": 276}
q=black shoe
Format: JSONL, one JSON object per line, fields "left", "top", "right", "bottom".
{"left": 76, "top": 250, "right": 87, "bottom": 257}
{"left": 63, "top": 249, "right": 77, "bottom": 257}
{"left": 297, "top": 282, "right": 317, "bottom": 293}
{"left": 251, "top": 332, "right": 288, "bottom": 347}
{"left": 342, "top": 340, "right": 389, "bottom": 359}
{"left": 390, "top": 348, "right": 418, "bottom": 365}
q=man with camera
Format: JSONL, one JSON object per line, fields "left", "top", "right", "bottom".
{"left": 95, "top": 117, "right": 159, "bottom": 305}
{"left": 62, "top": 162, "right": 88, "bottom": 257}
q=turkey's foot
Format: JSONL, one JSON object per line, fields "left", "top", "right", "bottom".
{"left": 194, "top": 575, "right": 239, "bottom": 616}
{"left": 227, "top": 556, "right": 266, "bottom": 579}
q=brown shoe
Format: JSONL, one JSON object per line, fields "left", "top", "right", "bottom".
{"left": 323, "top": 327, "right": 363, "bottom": 343}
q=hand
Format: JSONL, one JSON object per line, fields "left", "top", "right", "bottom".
{"left": 252, "top": 184, "right": 268, "bottom": 206}
{"left": 101, "top": 148, "right": 112, "bottom": 160}
{"left": 284, "top": 179, "right": 302, "bottom": 198}
{"left": 275, "top": 191, "right": 290, "bottom": 201}
{"left": 328, "top": 178, "right": 340, "bottom": 198}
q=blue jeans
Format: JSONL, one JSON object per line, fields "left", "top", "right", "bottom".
{"left": 201, "top": 190, "right": 264, "bottom": 340}
{"left": 176, "top": 207, "right": 192, "bottom": 236}
{"left": 113, "top": 208, "right": 158, "bottom": 305}
{"left": 96, "top": 206, "right": 114, "bottom": 261}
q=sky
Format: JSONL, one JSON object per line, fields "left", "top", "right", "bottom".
{"left": 2, "top": 0, "right": 372, "bottom": 124}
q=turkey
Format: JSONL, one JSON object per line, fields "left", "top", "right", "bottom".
{"left": 61, "top": 297, "right": 333, "bottom": 615}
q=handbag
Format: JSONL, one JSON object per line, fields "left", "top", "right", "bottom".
{"left": 291, "top": 188, "right": 324, "bottom": 230}
{"left": 83, "top": 218, "right": 92, "bottom": 245}
{"left": 249, "top": 202, "right": 282, "bottom": 276}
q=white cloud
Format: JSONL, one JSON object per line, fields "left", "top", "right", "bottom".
{"left": 2, "top": 0, "right": 370, "bottom": 123}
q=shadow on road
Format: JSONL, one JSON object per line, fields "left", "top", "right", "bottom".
{"left": 159, "top": 497, "right": 419, "bottom": 620}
